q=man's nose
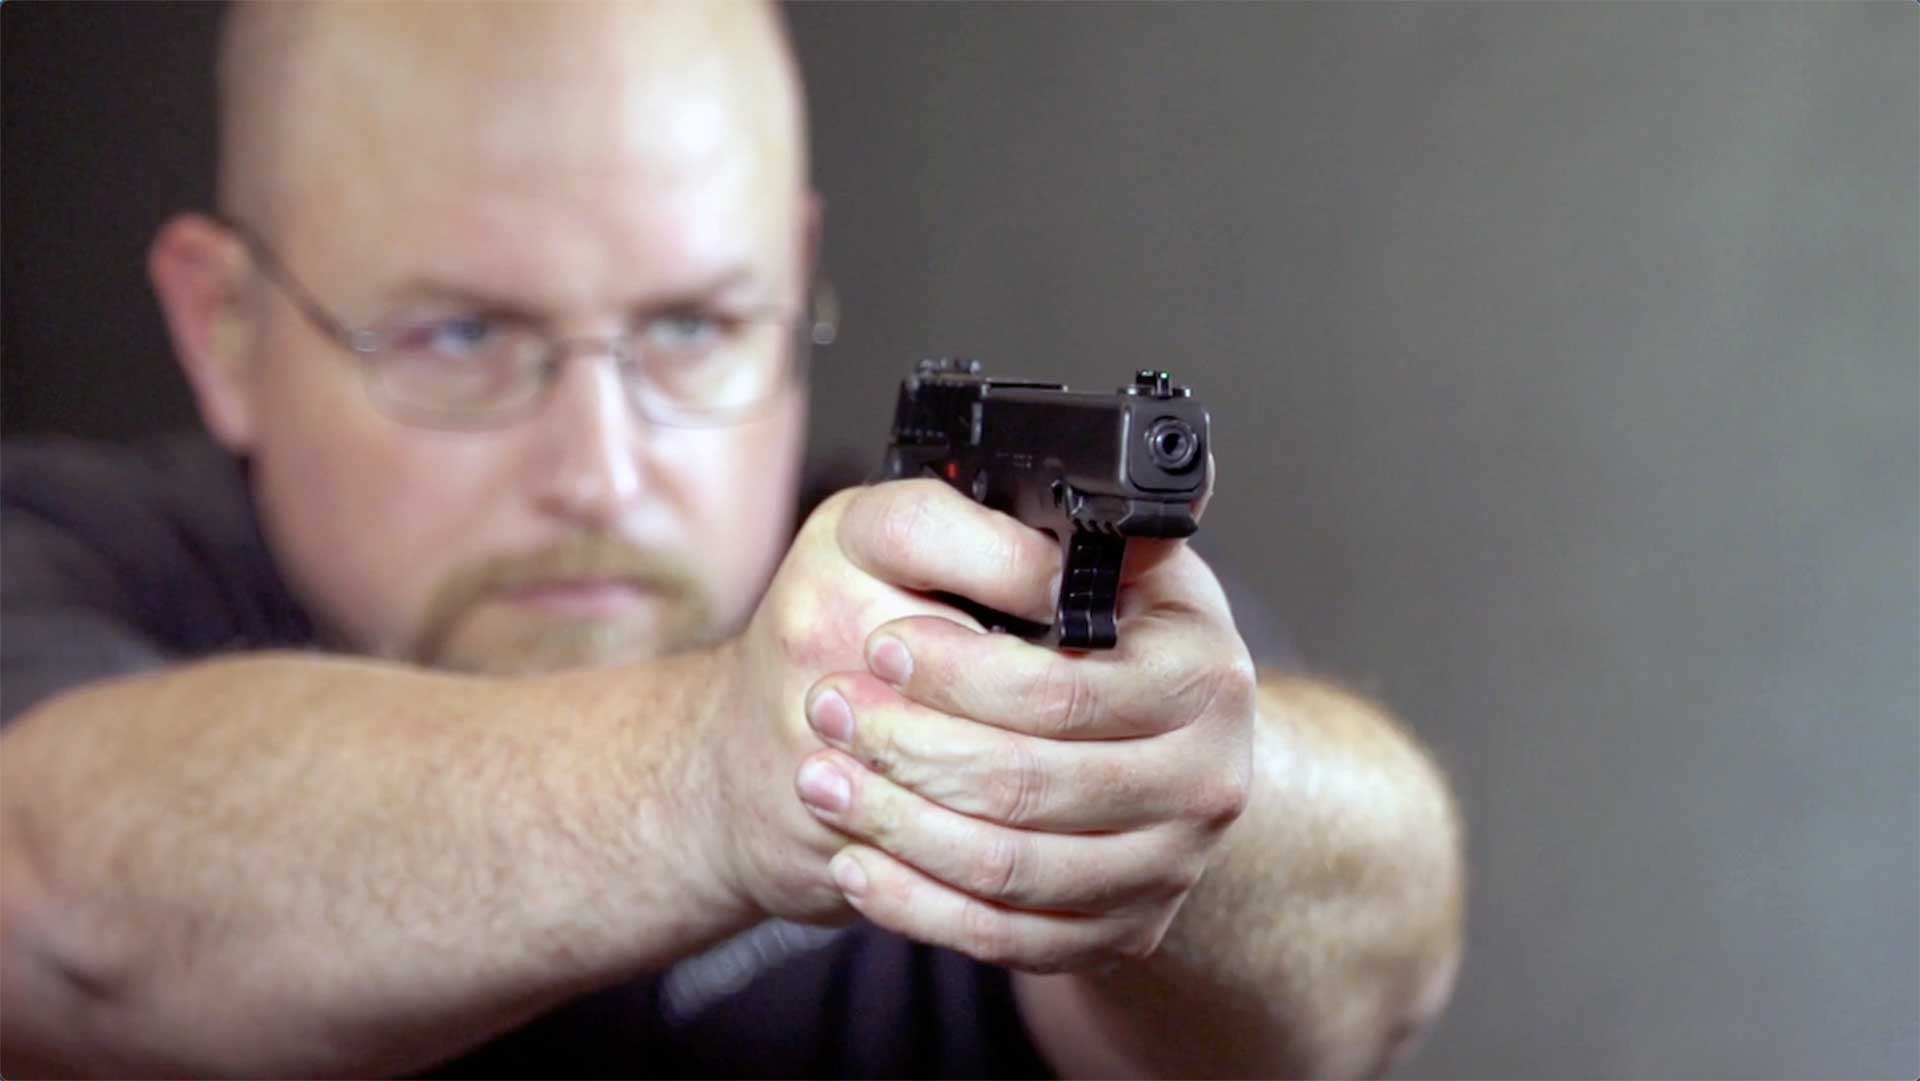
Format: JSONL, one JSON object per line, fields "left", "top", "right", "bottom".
{"left": 529, "top": 348, "right": 646, "bottom": 530}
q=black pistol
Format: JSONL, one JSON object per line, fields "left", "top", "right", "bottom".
{"left": 880, "top": 357, "right": 1210, "bottom": 651}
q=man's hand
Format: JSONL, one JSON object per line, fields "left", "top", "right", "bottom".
{"left": 728, "top": 477, "right": 1258, "bottom": 970}
{"left": 701, "top": 479, "right": 1059, "bottom": 924}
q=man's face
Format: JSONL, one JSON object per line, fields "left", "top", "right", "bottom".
{"left": 217, "top": 4, "right": 810, "bottom": 674}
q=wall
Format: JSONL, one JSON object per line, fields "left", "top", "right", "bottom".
{"left": 4, "top": 4, "right": 1915, "bottom": 1076}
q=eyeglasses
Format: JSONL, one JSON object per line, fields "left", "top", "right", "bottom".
{"left": 218, "top": 217, "right": 838, "bottom": 430}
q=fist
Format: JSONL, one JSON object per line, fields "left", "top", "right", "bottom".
{"left": 704, "top": 480, "right": 1071, "bottom": 924}
{"left": 735, "top": 478, "right": 1258, "bottom": 971}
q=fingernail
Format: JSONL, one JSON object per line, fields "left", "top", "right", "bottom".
{"left": 830, "top": 851, "right": 869, "bottom": 897}
{"left": 869, "top": 636, "right": 913, "bottom": 686}
{"left": 797, "top": 760, "right": 850, "bottom": 814}
{"left": 808, "top": 689, "right": 854, "bottom": 744}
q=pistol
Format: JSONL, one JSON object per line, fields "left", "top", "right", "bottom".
{"left": 879, "top": 357, "right": 1210, "bottom": 650}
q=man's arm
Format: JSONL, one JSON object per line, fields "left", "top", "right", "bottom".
{"left": 1014, "top": 674, "right": 1465, "bottom": 1079}
{"left": 0, "top": 484, "right": 1076, "bottom": 1079}
{"left": 0, "top": 649, "right": 747, "bottom": 1077}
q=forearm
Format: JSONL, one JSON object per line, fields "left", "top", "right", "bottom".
{"left": 1020, "top": 674, "right": 1465, "bottom": 1079}
{"left": 0, "top": 649, "right": 748, "bottom": 1077}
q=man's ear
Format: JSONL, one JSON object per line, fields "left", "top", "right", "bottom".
{"left": 149, "top": 213, "right": 260, "bottom": 452}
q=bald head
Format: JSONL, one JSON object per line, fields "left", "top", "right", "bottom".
{"left": 168, "top": 2, "right": 820, "bottom": 674}
{"left": 216, "top": 0, "right": 807, "bottom": 231}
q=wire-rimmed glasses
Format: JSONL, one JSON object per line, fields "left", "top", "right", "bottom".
{"left": 219, "top": 216, "right": 837, "bottom": 430}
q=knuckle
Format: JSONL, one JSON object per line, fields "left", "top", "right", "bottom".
{"left": 981, "top": 739, "right": 1048, "bottom": 824}
{"left": 814, "top": 488, "right": 868, "bottom": 552}
{"left": 1220, "top": 650, "right": 1259, "bottom": 712}
{"left": 860, "top": 714, "right": 904, "bottom": 779}
{"left": 1188, "top": 764, "right": 1251, "bottom": 828}
{"left": 875, "top": 859, "right": 918, "bottom": 909}
{"left": 1036, "top": 657, "right": 1099, "bottom": 735}
{"left": 1176, "top": 650, "right": 1256, "bottom": 727}
{"left": 958, "top": 896, "right": 1013, "bottom": 965}
{"left": 1118, "top": 920, "right": 1168, "bottom": 961}
{"left": 1221, "top": 636, "right": 1260, "bottom": 700}
{"left": 811, "top": 486, "right": 862, "bottom": 526}
{"left": 799, "top": 491, "right": 849, "bottom": 544}
{"left": 767, "top": 587, "right": 841, "bottom": 671}
{"left": 770, "top": 596, "right": 812, "bottom": 660}
{"left": 1140, "top": 853, "right": 1204, "bottom": 904}
{"left": 967, "top": 833, "right": 1027, "bottom": 900}
{"left": 872, "top": 487, "right": 937, "bottom": 558}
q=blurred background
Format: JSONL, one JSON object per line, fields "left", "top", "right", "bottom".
{"left": 4, "top": 3, "right": 1915, "bottom": 1077}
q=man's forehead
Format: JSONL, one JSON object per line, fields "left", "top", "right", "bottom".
{"left": 331, "top": 178, "right": 794, "bottom": 318}
{"left": 316, "top": 5, "right": 787, "bottom": 143}
{"left": 223, "top": 1, "right": 805, "bottom": 233}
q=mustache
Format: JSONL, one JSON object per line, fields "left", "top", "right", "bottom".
{"left": 407, "top": 535, "right": 711, "bottom": 666}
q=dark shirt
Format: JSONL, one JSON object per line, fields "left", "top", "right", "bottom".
{"left": 427, "top": 918, "right": 1049, "bottom": 1079}
{"left": 1, "top": 434, "right": 312, "bottom": 721}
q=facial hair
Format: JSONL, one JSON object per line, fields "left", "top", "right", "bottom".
{"left": 406, "top": 535, "right": 717, "bottom": 675}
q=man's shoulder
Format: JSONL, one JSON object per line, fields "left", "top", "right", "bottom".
{"left": 3, "top": 430, "right": 263, "bottom": 591}
{"left": 1, "top": 431, "right": 311, "bottom": 721}
{"left": 3, "top": 430, "right": 251, "bottom": 533}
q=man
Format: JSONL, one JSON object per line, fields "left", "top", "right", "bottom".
{"left": 0, "top": 3, "right": 1463, "bottom": 1076}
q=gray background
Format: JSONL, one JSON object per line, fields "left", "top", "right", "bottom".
{"left": 4, "top": 3, "right": 1916, "bottom": 1077}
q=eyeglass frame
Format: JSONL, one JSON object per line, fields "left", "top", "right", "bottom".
{"left": 212, "top": 214, "right": 838, "bottom": 431}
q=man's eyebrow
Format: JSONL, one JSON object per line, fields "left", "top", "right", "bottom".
{"left": 379, "top": 280, "right": 547, "bottom": 320}
{"left": 635, "top": 268, "right": 770, "bottom": 312}
{"left": 376, "top": 268, "right": 772, "bottom": 319}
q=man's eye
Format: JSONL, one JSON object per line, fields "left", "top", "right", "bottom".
{"left": 393, "top": 317, "right": 500, "bottom": 356}
{"left": 427, "top": 317, "right": 499, "bottom": 354}
{"left": 643, "top": 312, "right": 726, "bottom": 351}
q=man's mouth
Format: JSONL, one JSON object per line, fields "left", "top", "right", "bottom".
{"left": 408, "top": 542, "right": 716, "bottom": 672}
{"left": 496, "top": 578, "right": 652, "bottom": 617}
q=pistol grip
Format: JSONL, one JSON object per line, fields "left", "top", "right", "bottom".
{"left": 1054, "top": 530, "right": 1125, "bottom": 651}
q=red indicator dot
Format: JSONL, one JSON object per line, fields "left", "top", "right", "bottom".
{"left": 945, "top": 461, "right": 961, "bottom": 481}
